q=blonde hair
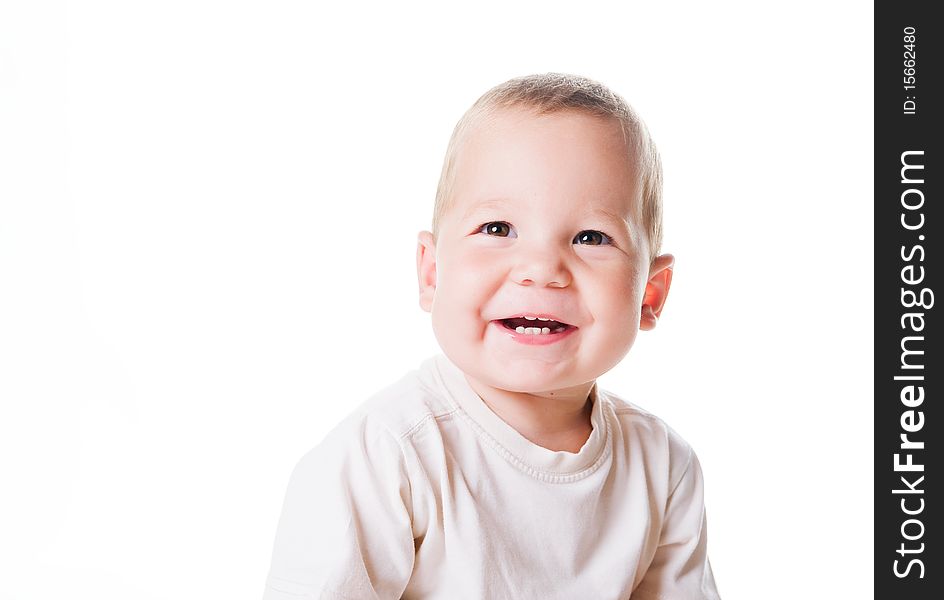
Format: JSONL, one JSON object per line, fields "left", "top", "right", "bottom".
{"left": 432, "top": 73, "right": 664, "bottom": 260}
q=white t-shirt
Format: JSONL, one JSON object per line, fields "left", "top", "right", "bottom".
{"left": 264, "top": 354, "right": 720, "bottom": 600}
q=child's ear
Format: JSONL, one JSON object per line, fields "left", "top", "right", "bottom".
{"left": 416, "top": 231, "right": 437, "bottom": 313}
{"left": 639, "top": 254, "right": 674, "bottom": 331}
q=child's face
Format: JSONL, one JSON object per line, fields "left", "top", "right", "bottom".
{"left": 417, "top": 107, "right": 672, "bottom": 394}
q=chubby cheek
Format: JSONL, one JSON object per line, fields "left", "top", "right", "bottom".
{"left": 430, "top": 248, "right": 504, "bottom": 341}
{"left": 589, "top": 262, "right": 645, "bottom": 345}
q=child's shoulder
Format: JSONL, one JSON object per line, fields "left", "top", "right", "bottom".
{"left": 309, "top": 356, "right": 455, "bottom": 455}
{"left": 603, "top": 389, "right": 674, "bottom": 428}
{"left": 598, "top": 386, "right": 697, "bottom": 476}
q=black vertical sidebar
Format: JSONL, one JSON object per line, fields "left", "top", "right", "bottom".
{"left": 875, "top": 1, "right": 940, "bottom": 597}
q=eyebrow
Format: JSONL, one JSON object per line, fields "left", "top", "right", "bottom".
{"left": 461, "top": 198, "right": 511, "bottom": 222}
{"left": 462, "top": 197, "right": 631, "bottom": 228}
{"left": 590, "top": 208, "right": 632, "bottom": 227}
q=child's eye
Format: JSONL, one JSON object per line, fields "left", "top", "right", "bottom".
{"left": 573, "top": 230, "right": 613, "bottom": 246}
{"left": 477, "top": 221, "right": 517, "bottom": 238}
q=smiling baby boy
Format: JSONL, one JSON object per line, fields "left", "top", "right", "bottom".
{"left": 263, "top": 73, "right": 720, "bottom": 600}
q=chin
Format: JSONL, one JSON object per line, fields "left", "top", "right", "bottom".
{"left": 478, "top": 363, "right": 576, "bottom": 394}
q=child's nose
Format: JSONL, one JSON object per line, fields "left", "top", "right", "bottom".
{"left": 510, "top": 247, "right": 572, "bottom": 288}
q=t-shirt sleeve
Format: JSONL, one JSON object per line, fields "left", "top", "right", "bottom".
{"left": 633, "top": 446, "right": 721, "bottom": 600}
{"left": 263, "top": 416, "right": 415, "bottom": 600}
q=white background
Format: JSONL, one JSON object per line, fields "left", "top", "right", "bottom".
{"left": 0, "top": 1, "right": 872, "bottom": 598}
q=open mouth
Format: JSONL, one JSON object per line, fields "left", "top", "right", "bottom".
{"left": 498, "top": 316, "right": 575, "bottom": 336}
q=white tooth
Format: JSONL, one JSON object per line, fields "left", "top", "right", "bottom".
{"left": 553, "top": 326, "right": 566, "bottom": 333}
{"left": 538, "top": 317, "right": 549, "bottom": 321}
{"left": 528, "top": 327, "right": 540, "bottom": 334}
{"left": 541, "top": 327, "right": 550, "bottom": 334}
{"left": 524, "top": 316, "right": 536, "bottom": 320}
{"left": 516, "top": 326, "right": 526, "bottom": 333}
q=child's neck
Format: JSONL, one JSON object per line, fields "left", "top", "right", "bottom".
{"left": 463, "top": 374, "right": 595, "bottom": 454}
